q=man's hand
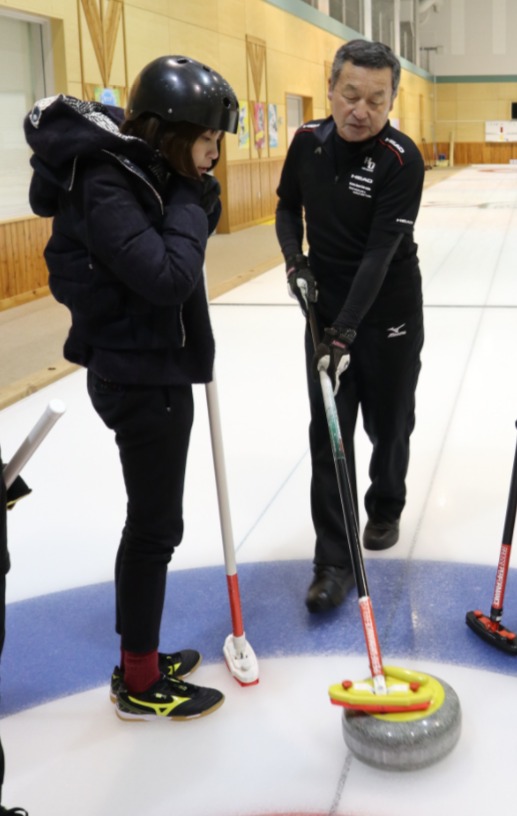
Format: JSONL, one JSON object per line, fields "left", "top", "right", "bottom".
{"left": 286, "top": 254, "right": 318, "bottom": 314}
{"left": 312, "top": 327, "right": 354, "bottom": 395}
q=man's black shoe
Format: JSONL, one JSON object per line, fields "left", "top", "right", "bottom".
{"left": 363, "top": 519, "right": 399, "bottom": 551}
{"left": 305, "top": 565, "right": 355, "bottom": 613}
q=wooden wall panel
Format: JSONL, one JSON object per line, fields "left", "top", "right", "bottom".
{"left": 423, "top": 142, "right": 517, "bottom": 165}
{"left": 259, "top": 160, "right": 273, "bottom": 215}
{"left": 250, "top": 162, "right": 263, "bottom": 221}
{"left": 268, "top": 160, "right": 283, "bottom": 210}
{"left": 0, "top": 217, "right": 52, "bottom": 310}
{"left": 224, "top": 158, "right": 284, "bottom": 232}
{"left": 458, "top": 142, "right": 517, "bottom": 164}
{"left": 227, "top": 162, "right": 253, "bottom": 228}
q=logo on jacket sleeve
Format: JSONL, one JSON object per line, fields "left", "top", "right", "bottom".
{"left": 384, "top": 136, "right": 405, "bottom": 154}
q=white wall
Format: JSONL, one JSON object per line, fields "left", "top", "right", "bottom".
{"left": 0, "top": 13, "right": 50, "bottom": 218}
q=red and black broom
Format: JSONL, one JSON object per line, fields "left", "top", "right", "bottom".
{"left": 466, "top": 421, "right": 517, "bottom": 654}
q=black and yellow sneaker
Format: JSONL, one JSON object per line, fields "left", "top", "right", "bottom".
{"left": 110, "top": 649, "right": 202, "bottom": 702}
{"left": 115, "top": 674, "right": 224, "bottom": 721}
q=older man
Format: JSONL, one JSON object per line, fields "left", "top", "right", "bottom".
{"left": 276, "top": 40, "right": 425, "bottom": 612}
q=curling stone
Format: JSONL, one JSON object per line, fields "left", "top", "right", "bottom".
{"left": 342, "top": 674, "right": 461, "bottom": 771}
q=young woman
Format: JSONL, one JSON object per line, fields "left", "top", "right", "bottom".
{"left": 24, "top": 55, "right": 239, "bottom": 721}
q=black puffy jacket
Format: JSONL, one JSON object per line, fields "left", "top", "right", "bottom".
{"left": 24, "top": 95, "right": 217, "bottom": 385}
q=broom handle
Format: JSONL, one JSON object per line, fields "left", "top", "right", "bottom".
{"left": 307, "top": 304, "right": 387, "bottom": 689}
{"left": 205, "top": 375, "right": 237, "bottom": 575}
{"left": 3, "top": 400, "right": 66, "bottom": 489}
{"left": 307, "top": 305, "right": 369, "bottom": 596}
{"left": 501, "top": 421, "right": 517, "bottom": 545}
{"left": 316, "top": 367, "right": 369, "bottom": 597}
{"left": 201, "top": 264, "right": 246, "bottom": 639}
{"left": 491, "top": 420, "right": 517, "bottom": 619}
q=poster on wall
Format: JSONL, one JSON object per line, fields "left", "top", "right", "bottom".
{"left": 238, "top": 102, "right": 250, "bottom": 149}
{"left": 253, "top": 102, "right": 266, "bottom": 150}
{"left": 93, "top": 86, "right": 123, "bottom": 105}
{"left": 85, "top": 84, "right": 127, "bottom": 106}
{"left": 485, "top": 120, "right": 517, "bottom": 142}
{"left": 268, "top": 103, "right": 278, "bottom": 148}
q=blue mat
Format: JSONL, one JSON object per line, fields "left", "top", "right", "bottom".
{"left": 1, "top": 558, "right": 516, "bottom": 715}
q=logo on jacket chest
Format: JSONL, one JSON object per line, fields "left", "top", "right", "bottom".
{"left": 346, "top": 156, "right": 376, "bottom": 199}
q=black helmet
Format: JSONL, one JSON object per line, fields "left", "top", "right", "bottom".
{"left": 125, "top": 55, "right": 239, "bottom": 134}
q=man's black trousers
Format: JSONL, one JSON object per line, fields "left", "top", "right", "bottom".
{"left": 304, "top": 310, "right": 424, "bottom": 568}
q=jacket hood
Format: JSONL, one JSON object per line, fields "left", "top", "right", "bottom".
{"left": 24, "top": 94, "right": 152, "bottom": 168}
{"left": 24, "top": 94, "right": 157, "bottom": 216}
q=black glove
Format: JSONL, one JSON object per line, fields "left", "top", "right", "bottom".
{"left": 5, "top": 474, "right": 32, "bottom": 510}
{"left": 286, "top": 254, "right": 318, "bottom": 314}
{"left": 200, "top": 174, "right": 221, "bottom": 216}
{"left": 312, "top": 327, "right": 355, "bottom": 395}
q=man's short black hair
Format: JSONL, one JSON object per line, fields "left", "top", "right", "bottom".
{"left": 330, "top": 39, "right": 401, "bottom": 97}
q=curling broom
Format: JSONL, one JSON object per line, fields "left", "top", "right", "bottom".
{"left": 307, "top": 302, "right": 433, "bottom": 714}
{"left": 466, "top": 420, "right": 517, "bottom": 653}
{"left": 205, "top": 375, "right": 259, "bottom": 685}
{"left": 202, "top": 264, "right": 258, "bottom": 686}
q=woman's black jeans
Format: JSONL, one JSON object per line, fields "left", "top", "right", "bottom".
{"left": 87, "top": 371, "right": 194, "bottom": 653}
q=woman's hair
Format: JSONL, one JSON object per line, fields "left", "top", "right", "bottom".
{"left": 330, "top": 39, "right": 401, "bottom": 97}
{"left": 120, "top": 115, "right": 221, "bottom": 177}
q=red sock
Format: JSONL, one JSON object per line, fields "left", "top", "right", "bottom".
{"left": 122, "top": 649, "right": 160, "bottom": 693}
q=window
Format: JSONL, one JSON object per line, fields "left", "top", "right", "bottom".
{"left": 400, "top": 21, "right": 416, "bottom": 63}
{"left": 329, "top": 0, "right": 345, "bottom": 24}
{"left": 344, "top": 0, "right": 363, "bottom": 33}
{"left": 400, "top": 0, "right": 417, "bottom": 64}
{"left": 286, "top": 95, "right": 304, "bottom": 146}
{"left": 327, "top": 0, "right": 364, "bottom": 32}
{"left": 372, "top": 0, "right": 395, "bottom": 50}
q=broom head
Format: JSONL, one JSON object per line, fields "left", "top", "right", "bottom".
{"left": 329, "top": 665, "right": 435, "bottom": 714}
